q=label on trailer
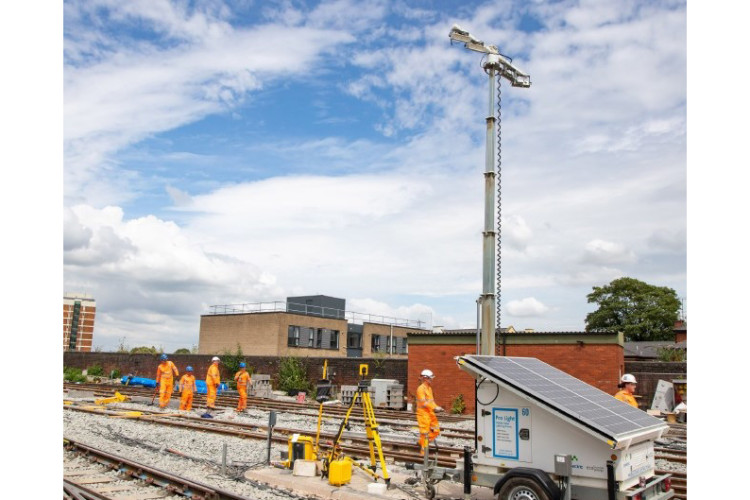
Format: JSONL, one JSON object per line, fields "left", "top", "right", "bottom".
{"left": 492, "top": 408, "right": 519, "bottom": 459}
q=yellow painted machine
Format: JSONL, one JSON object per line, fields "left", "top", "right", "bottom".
{"left": 95, "top": 391, "right": 130, "bottom": 405}
{"left": 320, "top": 364, "right": 390, "bottom": 486}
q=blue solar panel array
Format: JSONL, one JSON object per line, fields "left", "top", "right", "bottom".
{"left": 462, "top": 355, "right": 667, "bottom": 441}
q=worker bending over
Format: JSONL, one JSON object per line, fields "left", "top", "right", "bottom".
{"left": 206, "top": 356, "right": 221, "bottom": 410}
{"left": 155, "top": 354, "right": 179, "bottom": 409}
{"left": 416, "top": 369, "right": 443, "bottom": 455}
{"left": 179, "top": 366, "right": 197, "bottom": 411}
{"left": 234, "top": 362, "right": 251, "bottom": 412}
{"left": 614, "top": 374, "right": 639, "bottom": 408}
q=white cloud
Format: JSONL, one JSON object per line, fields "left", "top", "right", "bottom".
{"left": 506, "top": 297, "right": 550, "bottom": 317}
{"left": 582, "top": 239, "right": 636, "bottom": 265}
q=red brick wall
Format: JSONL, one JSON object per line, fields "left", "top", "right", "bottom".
{"left": 408, "top": 343, "right": 624, "bottom": 415}
{"left": 674, "top": 332, "right": 686, "bottom": 343}
{"left": 408, "top": 345, "right": 479, "bottom": 413}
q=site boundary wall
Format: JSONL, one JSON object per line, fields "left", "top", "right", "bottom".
{"left": 63, "top": 352, "right": 407, "bottom": 390}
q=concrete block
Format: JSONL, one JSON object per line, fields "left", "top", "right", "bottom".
{"left": 292, "top": 460, "right": 317, "bottom": 477}
{"left": 367, "top": 483, "right": 387, "bottom": 496}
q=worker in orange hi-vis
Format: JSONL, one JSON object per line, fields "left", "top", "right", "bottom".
{"left": 614, "top": 374, "right": 639, "bottom": 408}
{"left": 416, "top": 369, "right": 444, "bottom": 456}
{"left": 234, "top": 362, "right": 251, "bottom": 412}
{"left": 206, "top": 356, "right": 221, "bottom": 410}
{"left": 178, "top": 366, "right": 197, "bottom": 411}
{"left": 155, "top": 354, "right": 179, "bottom": 409}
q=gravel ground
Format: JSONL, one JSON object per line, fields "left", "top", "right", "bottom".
{"left": 63, "top": 398, "right": 435, "bottom": 499}
{"left": 64, "top": 395, "right": 686, "bottom": 499}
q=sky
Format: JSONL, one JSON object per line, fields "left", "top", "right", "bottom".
{"left": 58, "top": 0, "right": 690, "bottom": 353}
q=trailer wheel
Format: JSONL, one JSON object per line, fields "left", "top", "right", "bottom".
{"left": 424, "top": 483, "right": 435, "bottom": 499}
{"left": 497, "top": 476, "right": 551, "bottom": 500}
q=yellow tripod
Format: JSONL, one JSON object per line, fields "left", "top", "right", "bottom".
{"left": 321, "top": 364, "right": 390, "bottom": 485}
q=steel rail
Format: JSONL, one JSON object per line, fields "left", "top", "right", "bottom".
{"left": 64, "top": 437, "right": 259, "bottom": 500}
{"left": 65, "top": 382, "right": 474, "bottom": 423}
{"left": 65, "top": 404, "right": 462, "bottom": 468}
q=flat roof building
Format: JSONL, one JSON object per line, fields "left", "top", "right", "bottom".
{"left": 199, "top": 295, "right": 429, "bottom": 358}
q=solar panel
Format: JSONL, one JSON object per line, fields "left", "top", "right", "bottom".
{"left": 461, "top": 355, "right": 666, "bottom": 443}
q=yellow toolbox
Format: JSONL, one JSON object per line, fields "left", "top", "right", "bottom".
{"left": 328, "top": 459, "right": 352, "bottom": 486}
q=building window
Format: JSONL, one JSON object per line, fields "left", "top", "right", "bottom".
{"left": 371, "top": 335, "right": 382, "bottom": 353}
{"left": 348, "top": 332, "right": 361, "bottom": 349}
{"left": 288, "top": 326, "right": 300, "bottom": 346}
{"left": 328, "top": 329, "right": 339, "bottom": 350}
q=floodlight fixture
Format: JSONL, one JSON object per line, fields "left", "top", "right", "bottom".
{"left": 449, "top": 24, "right": 531, "bottom": 88}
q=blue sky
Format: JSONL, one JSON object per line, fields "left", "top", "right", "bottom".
{"left": 58, "top": 0, "right": 689, "bottom": 352}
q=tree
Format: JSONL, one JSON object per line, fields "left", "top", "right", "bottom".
{"left": 585, "top": 277, "right": 681, "bottom": 341}
{"left": 173, "top": 348, "right": 191, "bottom": 354}
{"left": 130, "top": 346, "right": 159, "bottom": 354}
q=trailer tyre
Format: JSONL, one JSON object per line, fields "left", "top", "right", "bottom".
{"left": 497, "top": 477, "right": 551, "bottom": 500}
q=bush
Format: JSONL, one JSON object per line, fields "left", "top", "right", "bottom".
{"left": 173, "top": 348, "right": 191, "bottom": 354}
{"left": 64, "top": 367, "right": 87, "bottom": 383}
{"left": 109, "top": 369, "right": 121, "bottom": 379}
{"left": 657, "top": 346, "right": 686, "bottom": 362}
{"left": 278, "top": 356, "right": 312, "bottom": 395}
{"left": 87, "top": 364, "right": 104, "bottom": 377}
{"left": 451, "top": 394, "right": 466, "bottom": 414}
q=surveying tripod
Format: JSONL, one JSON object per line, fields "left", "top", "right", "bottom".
{"left": 321, "top": 364, "right": 390, "bottom": 485}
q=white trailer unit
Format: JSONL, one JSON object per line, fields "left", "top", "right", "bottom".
{"left": 419, "top": 355, "right": 675, "bottom": 500}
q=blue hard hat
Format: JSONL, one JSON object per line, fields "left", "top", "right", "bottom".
{"left": 239, "top": 362, "right": 246, "bottom": 368}
{"left": 160, "top": 354, "right": 168, "bottom": 360}
{"left": 186, "top": 366, "right": 193, "bottom": 372}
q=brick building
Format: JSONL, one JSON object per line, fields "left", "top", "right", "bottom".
{"left": 63, "top": 292, "right": 96, "bottom": 352}
{"left": 199, "top": 295, "right": 429, "bottom": 358}
{"left": 406, "top": 329, "right": 624, "bottom": 414}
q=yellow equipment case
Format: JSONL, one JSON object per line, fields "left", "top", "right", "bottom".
{"left": 328, "top": 459, "right": 352, "bottom": 486}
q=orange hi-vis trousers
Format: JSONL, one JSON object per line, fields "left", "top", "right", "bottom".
{"left": 159, "top": 380, "right": 174, "bottom": 408}
{"left": 417, "top": 409, "right": 440, "bottom": 454}
{"left": 206, "top": 384, "right": 218, "bottom": 409}
{"left": 237, "top": 386, "right": 247, "bottom": 411}
{"left": 180, "top": 390, "right": 194, "bottom": 411}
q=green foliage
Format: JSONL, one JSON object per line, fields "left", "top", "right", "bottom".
{"left": 221, "top": 344, "right": 248, "bottom": 376}
{"left": 657, "top": 346, "right": 686, "bottom": 362}
{"left": 173, "top": 348, "right": 191, "bottom": 354}
{"left": 372, "top": 351, "right": 387, "bottom": 377}
{"left": 585, "top": 277, "right": 681, "bottom": 341}
{"left": 130, "top": 346, "right": 159, "bottom": 354}
{"left": 86, "top": 364, "right": 104, "bottom": 377}
{"left": 64, "top": 367, "right": 87, "bottom": 383}
{"left": 109, "top": 369, "right": 121, "bottom": 379}
{"left": 451, "top": 394, "right": 466, "bottom": 414}
{"left": 278, "top": 356, "right": 312, "bottom": 394}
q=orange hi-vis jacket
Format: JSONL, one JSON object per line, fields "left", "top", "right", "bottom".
{"left": 156, "top": 361, "right": 179, "bottom": 383}
{"left": 235, "top": 371, "right": 250, "bottom": 390}
{"left": 207, "top": 364, "right": 221, "bottom": 387}
{"left": 416, "top": 383, "right": 437, "bottom": 412}
{"left": 179, "top": 374, "right": 196, "bottom": 394}
{"left": 614, "top": 390, "right": 638, "bottom": 408}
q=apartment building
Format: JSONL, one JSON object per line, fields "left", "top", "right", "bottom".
{"left": 63, "top": 292, "right": 96, "bottom": 352}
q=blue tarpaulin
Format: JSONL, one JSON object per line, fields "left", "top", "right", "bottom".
{"left": 121, "top": 375, "right": 227, "bottom": 394}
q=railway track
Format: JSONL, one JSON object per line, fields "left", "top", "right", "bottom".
{"left": 65, "top": 383, "right": 687, "bottom": 499}
{"left": 64, "top": 438, "right": 260, "bottom": 500}
{"left": 64, "top": 382, "right": 474, "bottom": 424}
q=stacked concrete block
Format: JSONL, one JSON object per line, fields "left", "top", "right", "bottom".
{"left": 250, "top": 374, "right": 272, "bottom": 398}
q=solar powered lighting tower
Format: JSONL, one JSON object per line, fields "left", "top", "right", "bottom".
{"left": 449, "top": 25, "right": 530, "bottom": 356}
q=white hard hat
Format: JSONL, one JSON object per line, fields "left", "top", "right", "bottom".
{"left": 621, "top": 374, "right": 637, "bottom": 384}
{"left": 420, "top": 369, "right": 434, "bottom": 378}
{"left": 212, "top": 356, "right": 220, "bottom": 362}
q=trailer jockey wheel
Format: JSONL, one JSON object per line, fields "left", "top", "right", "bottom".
{"left": 424, "top": 483, "right": 435, "bottom": 500}
{"left": 497, "top": 477, "right": 550, "bottom": 500}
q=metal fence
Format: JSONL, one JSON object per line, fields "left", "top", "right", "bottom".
{"left": 207, "top": 301, "right": 427, "bottom": 329}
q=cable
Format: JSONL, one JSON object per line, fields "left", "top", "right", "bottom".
{"left": 496, "top": 74, "right": 503, "bottom": 346}
{"left": 475, "top": 377, "right": 499, "bottom": 406}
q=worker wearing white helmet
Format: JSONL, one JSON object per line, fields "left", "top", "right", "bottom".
{"left": 416, "top": 368, "right": 443, "bottom": 456}
{"left": 205, "top": 357, "right": 221, "bottom": 411}
{"left": 614, "top": 373, "right": 639, "bottom": 408}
